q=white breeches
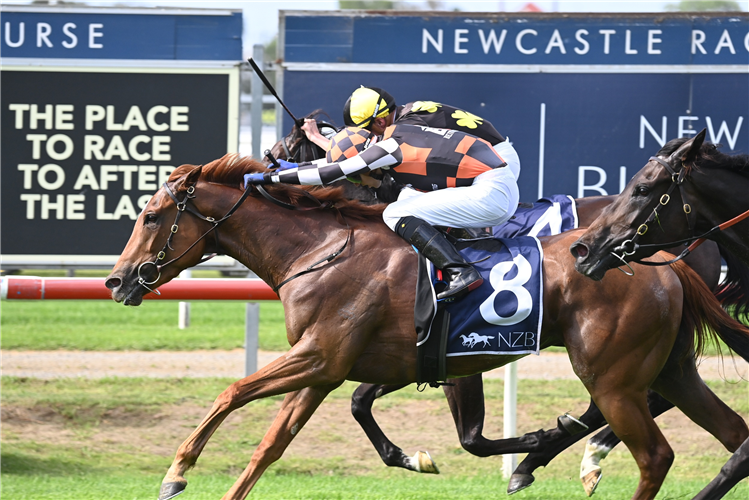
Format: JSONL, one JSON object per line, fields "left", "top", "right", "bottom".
{"left": 382, "top": 166, "right": 520, "bottom": 230}
{"left": 494, "top": 139, "right": 521, "bottom": 181}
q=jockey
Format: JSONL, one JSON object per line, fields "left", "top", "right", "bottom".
{"left": 301, "top": 86, "right": 520, "bottom": 181}
{"left": 244, "top": 123, "right": 520, "bottom": 301}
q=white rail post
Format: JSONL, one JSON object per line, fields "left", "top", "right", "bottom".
{"left": 245, "top": 302, "right": 259, "bottom": 376}
{"left": 503, "top": 361, "right": 518, "bottom": 478}
{"left": 178, "top": 269, "right": 191, "bottom": 329}
{"left": 251, "top": 44, "right": 264, "bottom": 160}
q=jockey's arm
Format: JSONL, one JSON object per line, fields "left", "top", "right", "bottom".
{"left": 269, "top": 138, "right": 402, "bottom": 186}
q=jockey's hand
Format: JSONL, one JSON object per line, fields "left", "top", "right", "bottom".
{"left": 301, "top": 118, "right": 320, "bottom": 138}
{"left": 301, "top": 118, "right": 332, "bottom": 150}
{"left": 277, "top": 159, "right": 298, "bottom": 171}
{"left": 243, "top": 172, "right": 271, "bottom": 187}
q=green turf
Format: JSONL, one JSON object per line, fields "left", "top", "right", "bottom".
{"left": 2, "top": 377, "right": 747, "bottom": 500}
{"left": 1, "top": 300, "right": 290, "bottom": 351}
{"left": 2, "top": 473, "right": 747, "bottom": 500}
{"left": 3, "top": 298, "right": 745, "bottom": 355}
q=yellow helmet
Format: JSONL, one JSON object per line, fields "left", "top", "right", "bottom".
{"left": 326, "top": 127, "right": 373, "bottom": 163}
{"left": 343, "top": 86, "right": 396, "bottom": 129}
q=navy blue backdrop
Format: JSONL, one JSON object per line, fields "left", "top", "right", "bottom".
{"left": 280, "top": 12, "right": 749, "bottom": 202}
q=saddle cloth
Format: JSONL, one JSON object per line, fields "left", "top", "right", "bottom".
{"left": 440, "top": 236, "right": 544, "bottom": 356}
{"left": 415, "top": 194, "right": 578, "bottom": 358}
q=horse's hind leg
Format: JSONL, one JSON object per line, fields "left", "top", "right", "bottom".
{"left": 508, "top": 397, "right": 606, "bottom": 494}
{"left": 444, "top": 374, "right": 586, "bottom": 458}
{"left": 651, "top": 359, "right": 748, "bottom": 453}
{"left": 692, "top": 436, "right": 749, "bottom": 500}
{"left": 351, "top": 382, "right": 439, "bottom": 473}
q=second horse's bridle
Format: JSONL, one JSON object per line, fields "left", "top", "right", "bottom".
{"left": 611, "top": 154, "right": 749, "bottom": 273}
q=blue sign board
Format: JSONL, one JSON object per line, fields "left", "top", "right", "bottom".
{"left": 284, "top": 13, "right": 749, "bottom": 66}
{"left": 1, "top": 8, "right": 242, "bottom": 60}
{"left": 280, "top": 12, "right": 748, "bottom": 201}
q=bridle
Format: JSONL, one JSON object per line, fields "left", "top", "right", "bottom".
{"left": 136, "top": 181, "right": 254, "bottom": 295}
{"left": 136, "top": 176, "right": 352, "bottom": 295}
{"left": 611, "top": 154, "right": 749, "bottom": 273}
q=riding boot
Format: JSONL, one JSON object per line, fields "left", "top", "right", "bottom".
{"left": 395, "top": 216, "right": 483, "bottom": 300}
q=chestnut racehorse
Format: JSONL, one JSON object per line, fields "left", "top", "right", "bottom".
{"left": 572, "top": 129, "right": 749, "bottom": 499}
{"left": 106, "top": 155, "right": 749, "bottom": 500}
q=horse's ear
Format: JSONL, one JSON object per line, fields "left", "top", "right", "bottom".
{"left": 672, "top": 128, "right": 706, "bottom": 165}
{"left": 176, "top": 166, "right": 202, "bottom": 192}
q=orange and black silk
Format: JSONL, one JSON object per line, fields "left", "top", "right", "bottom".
{"left": 270, "top": 123, "right": 507, "bottom": 192}
{"left": 383, "top": 124, "right": 507, "bottom": 191}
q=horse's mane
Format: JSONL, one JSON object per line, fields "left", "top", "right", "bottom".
{"left": 169, "top": 154, "right": 386, "bottom": 221}
{"left": 657, "top": 137, "right": 749, "bottom": 178}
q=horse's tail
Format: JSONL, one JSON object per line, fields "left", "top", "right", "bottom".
{"left": 715, "top": 245, "right": 749, "bottom": 321}
{"left": 671, "top": 258, "right": 749, "bottom": 362}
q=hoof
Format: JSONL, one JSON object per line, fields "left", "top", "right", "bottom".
{"left": 558, "top": 413, "right": 589, "bottom": 435}
{"left": 413, "top": 451, "right": 440, "bottom": 474}
{"left": 507, "top": 473, "right": 534, "bottom": 495}
{"left": 581, "top": 469, "right": 602, "bottom": 497}
{"left": 159, "top": 481, "right": 187, "bottom": 500}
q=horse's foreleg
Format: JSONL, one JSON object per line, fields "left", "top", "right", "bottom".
{"left": 692, "top": 436, "right": 749, "bottom": 500}
{"left": 222, "top": 383, "right": 341, "bottom": 500}
{"left": 590, "top": 388, "right": 674, "bottom": 500}
{"left": 578, "top": 390, "right": 675, "bottom": 496}
{"left": 160, "top": 346, "right": 352, "bottom": 500}
{"left": 351, "top": 382, "right": 437, "bottom": 472}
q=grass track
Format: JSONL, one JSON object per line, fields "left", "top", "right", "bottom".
{"left": 3, "top": 299, "right": 744, "bottom": 355}
{"left": 1, "top": 300, "right": 289, "bottom": 351}
{"left": 3, "top": 474, "right": 748, "bottom": 500}
{"left": 2, "top": 377, "right": 748, "bottom": 499}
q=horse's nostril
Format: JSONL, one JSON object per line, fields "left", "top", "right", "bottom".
{"left": 571, "top": 243, "right": 589, "bottom": 259}
{"left": 105, "top": 277, "right": 121, "bottom": 290}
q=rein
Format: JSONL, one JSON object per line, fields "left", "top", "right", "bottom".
{"left": 611, "top": 155, "right": 749, "bottom": 272}
{"left": 267, "top": 190, "right": 353, "bottom": 293}
{"left": 137, "top": 178, "right": 352, "bottom": 295}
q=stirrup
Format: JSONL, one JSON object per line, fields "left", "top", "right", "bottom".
{"left": 436, "top": 273, "right": 483, "bottom": 301}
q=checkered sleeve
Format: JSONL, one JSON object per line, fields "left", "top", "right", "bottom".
{"left": 270, "top": 139, "right": 402, "bottom": 186}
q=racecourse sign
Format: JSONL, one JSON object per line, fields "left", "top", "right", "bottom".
{"left": 1, "top": 6, "right": 241, "bottom": 259}
{"left": 278, "top": 11, "right": 748, "bottom": 202}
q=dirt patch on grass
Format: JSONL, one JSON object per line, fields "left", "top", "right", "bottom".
{"left": 2, "top": 394, "right": 738, "bottom": 471}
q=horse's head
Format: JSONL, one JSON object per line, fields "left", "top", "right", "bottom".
{"left": 105, "top": 165, "right": 217, "bottom": 305}
{"left": 570, "top": 129, "right": 708, "bottom": 281}
{"left": 267, "top": 109, "right": 335, "bottom": 164}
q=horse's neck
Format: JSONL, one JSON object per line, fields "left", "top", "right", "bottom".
{"left": 215, "top": 193, "right": 355, "bottom": 289}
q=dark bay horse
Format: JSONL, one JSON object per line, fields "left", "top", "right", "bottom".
{"left": 105, "top": 155, "right": 749, "bottom": 500}
{"left": 572, "top": 129, "right": 749, "bottom": 499}
{"left": 270, "top": 122, "right": 733, "bottom": 495}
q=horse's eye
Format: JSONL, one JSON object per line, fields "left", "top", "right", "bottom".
{"left": 144, "top": 213, "right": 158, "bottom": 225}
{"left": 634, "top": 185, "right": 650, "bottom": 197}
